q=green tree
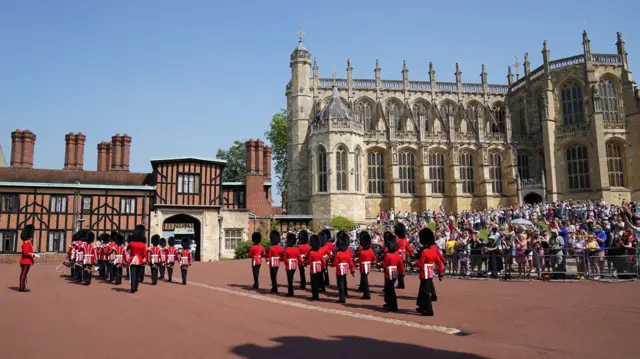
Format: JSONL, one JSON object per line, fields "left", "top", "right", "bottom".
{"left": 330, "top": 216, "right": 356, "bottom": 231}
{"left": 216, "top": 140, "right": 246, "bottom": 182}
{"left": 265, "top": 109, "right": 288, "bottom": 198}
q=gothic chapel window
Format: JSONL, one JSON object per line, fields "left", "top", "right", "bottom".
{"left": 606, "top": 142, "right": 624, "bottom": 187}
{"left": 367, "top": 151, "right": 385, "bottom": 194}
{"left": 358, "top": 102, "right": 375, "bottom": 131}
{"left": 413, "top": 104, "right": 428, "bottom": 132}
{"left": 598, "top": 79, "right": 619, "bottom": 122}
{"left": 560, "top": 82, "right": 585, "bottom": 125}
{"left": 399, "top": 152, "right": 416, "bottom": 194}
{"left": 429, "top": 152, "right": 445, "bottom": 194}
{"left": 317, "top": 147, "right": 328, "bottom": 192}
{"left": 566, "top": 144, "right": 590, "bottom": 190}
{"left": 355, "top": 149, "right": 361, "bottom": 192}
{"left": 336, "top": 147, "right": 348, "bottom": 191}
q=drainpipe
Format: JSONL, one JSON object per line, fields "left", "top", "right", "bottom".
{"left": 218, "top": 215, "right": 224, "bottom": 261}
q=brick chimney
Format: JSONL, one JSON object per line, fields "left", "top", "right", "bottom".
{"left": 245, "top": 138, "right": 271, "bottom": 215}
{"left": 10, "top": 129, "right": 36, "bottom": 168}
{"left": 96, "top": 142, "right": 112, "bottom": 171}
{"left": 263, "top": 145, "right": 272, "bottom": 181}
{"left": 254, "top": 139, "right": 264, "bottom": 175}
{"left": 110, "top": 133, "right": 132, "bottom": 171}
{"left": 245, "top": 139, "right": 255, "bottom": 174}
{"left": 64, "top": 132, "right": 86, "bottom": 170}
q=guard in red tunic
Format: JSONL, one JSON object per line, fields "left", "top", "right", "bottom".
{"left": 81, "top": 231, "right": 97, "bottom": 285}
{"left": 357, "top": 231, "right": 376, "bottom": 300}
{"left": 97, "top": 234, "right": 109, "bottom": 280}
{"left": 332, "top": 231, "right": 355, "bottom": 304}
{"left": 283, "top": 233, "right": 302, "bottom": 297}
{"left": 321, "top": 229, "right": 334, "bottom": 289}
{"left": 158, "top": 237, "right": 167, "bottom": 280}
{"left": 148, "top": 235, "right": 162, "bottom": 285}
{"left": 382, "top": 232, "right": 404, "bottom": 312}
{"left": 18, "top": 225, "right": 36, "bottom": 292}
{"left": 266, "top": 230, "right": 284, "bottom": 293}
{"left": 319, "top": 231, "right": 330, "bottom": 292}
{"left": 306, "top": 234, "right": 326, "bottom": 301}
{"left": 71, "top": 232, "right": 85, "bottom": 282}
{"left": 126, "top": 225, "right": 148, "bottom": 293}
{"left": 416, "top": 228, "right": 444, "bottom": 316}
{"left": 394, "top": 223, "right": 414, "bottom": 289}
{"left": 177, "top": 237, "right": 192, "bottom": 285}
{"left": 110, "top": 234, "right": 127, "bottom": 285}
{"left": 248, "top": 232, "right": 265, "bottom": 289}
{"left": 66, "top": 232, "right": 78, "bottom": 280}
{"left": 107, "top": 232, "right": 117, "bottom": 282}
{"left": 165, "top": 237, "right": 179, "bottom": 282}
{"left": 297, "top": 230, "right": 311, "bottom": 290}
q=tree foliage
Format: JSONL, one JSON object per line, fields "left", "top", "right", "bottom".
{"left": 265, "top": 109, "right": 288, "bottom": 198}
{"left": 216, "top": 140, "right": 246, "bottom": 182}
{"left": 329, "top": 216, "right": 356, "bottom": 231}
{"left": 234, "top": 233, "right": 271, "bottom": 259}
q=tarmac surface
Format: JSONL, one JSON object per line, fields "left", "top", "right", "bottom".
{"left": 1, "top": 260, "right": 637, "bottom": 359}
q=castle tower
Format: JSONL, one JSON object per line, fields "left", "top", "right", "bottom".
{"left": 287, "top": 31, "right": 313, "bottom": 214}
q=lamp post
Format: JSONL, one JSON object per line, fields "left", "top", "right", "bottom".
{"left": 217, "top": 215, "right": 224, "bottom": 261}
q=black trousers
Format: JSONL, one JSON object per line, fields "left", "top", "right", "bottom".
{"left": 360, "top": 273, "right": 370, "bottom": 298}
{"left": 19, "top": 264, "right": 31, "bottom": 291}
{"left": 98, "top": 260, "right": 106, "bottom": 279}
{"left": 416, "top": 279, "right": 435, "bottom": 314}
{"left": 384, "top": 278, "right": 398, "bottom": 310}
{"left": 114, "top": 265, "right": 123, "bottom": 285}
{"left": 83, "top": 265, "right": 93, "bottom": 285}
{"left": 74, "top": 264, "right": 83, "bottom": 282}
{"left": 151, "top": 265, "right": 158, "bottom": 285}
{"left": 298, "top": 266, "right": 307, "bottom": 289}
{"left": 286, "top": 269, "right": 296, "bottom": 296}
{"left": 167, "top": 265, "right": 174, "bottom": 282}
{"left": 130, "top": 265, "right": 141, "bottom": 293}
{"left": 397, "top": 274, "right": 405, "bottom": 288}
{"left": 159, "top": 264, "right": 165, "bottom": 279}
{"left": 336, "top": 275, "right": 347, "bottom": 302}
{"left": 323, "top": 269, "right": 330, "bottom": 286}
{"left": 181, "top": 265, "right": 188, "bottom": 285}
{"left": 310, "top": 272, "right": 322, "bottom": 299}
{"left": 125, "top": 266, "right": 130, "bottom": 281}
{"left": 269, "top": 267, "right": 279, "bottom": 292}
{"left": 107, "top": 262, "right": 114, "bottom": 282}
{"left": 139, "top": 265, "right": 145, "bottom": 283}
{"left": 252, "top": 265, "right": 261, "bottom": 288}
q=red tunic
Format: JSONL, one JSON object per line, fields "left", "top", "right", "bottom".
{"left": 332, "top": 251, "right": 355, "bottom": 276}
{"left": 418, "top": 247, "right": 444, "bottom": 279}
{"left": 126, "top": 242, "right": 147, "bottom": 265}
{"left": 358, "top": 248, "right": 377, "bottom": 274}
{"left": 159, "top": 247, "right": 167, "bottom": 263}
{"left": 397, "top": 238, "right": 414, "bottom": 260}
{"left": 107, "top": 242, "right": 117, "bottom": 261}
{"left": 98, "top": 244, "right": 109, "bottom": 261}
{"left": 298, "top": 244, "right": 311, "bottom": 264}
{"left": 81, "top": 243, "right": 97, "bottom": 265}
{"left": 283, "top": 247, "right": 302, "bottom": 271}
{"left": 165, "top": 246, "right": 178, "bottom": 263}
{"left": 19, "top": 240, "right": 34, "bottom": 265}
{"left": 430, "top": 245, "right": 446, "bottom": 263}
{"left": 382, "top": 252, "right": 405, "bottom": 280}
{"left": 147, "top": 245, "right": 162, "bottom": 265}
{"left": 178, "top": 249, "right": 192, "bottom": 266}
{"left": 267, "top": 245, "right": 284, "bottom": 268}
{"left": 323, "top": 242, "right": 335, "bottom": 254}
{"left": 306, "top": 250, "right": 326, "bottom": 274}
{"left": 248, "top": 244, "right": 265, "bottom": 266}
{"left": 112, "top": 245, "right": 126, "bottom": 265}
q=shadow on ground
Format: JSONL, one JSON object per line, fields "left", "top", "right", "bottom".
{"left": 231, "top": 336, "right": 486, "bottom": 359}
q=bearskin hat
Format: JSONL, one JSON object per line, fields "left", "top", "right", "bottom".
{"left": 100, "top": 233, "right": 109, "bottom": 244}
{"left": 319, "top": 231, "right": 328, "bottom": 246}
{"left": 336, "top": 231, "right": 349, "bottom": 252}
{"left": 269, "top": 230, "right": 281, "bottom": 246}
{"left": 168, "top": 236, "right": 175, "bottom": 246}
{"left": 85, "top": 231, "right": 95, "bottom": 244}
{"left": 394, "top": 222, "right": 407, "bottom": 239}
{"left": 151, "top": 234, "right": 160, "bottom": 246}
{"left": 286, "top": 232, "right": 296, "bottom": 247}
{"left": 297, "top": 230, "right": 308, "bottom": 244}
{"left": 132, "top": 224, "right": 146, "bottom": 243}
{"left": 359, "top": 231, "right": 372, "bottom": 250}
{"left": 110, "top": 231, "right": 118, "bottom": 242}
{"left": 322, "top": 229, "right": 333, "bottom": 243}
{"left": 126, "top": 235, "right": 132, "bottom": 244}
{"left": 160, "top": 237, "right": 166, "bottom": 247}
{"left": 115, "top": 234, "right": 124, "bottom": 246}
{"left": 419, "top": 228, "right": 435, "bottom": 247}
{"left": 21, "top": 224, "right": 35, "bottom": 241}
{"left": 383, "top": 231, "right": 397, "bottom": 253}
{"left": 310, "top": 234, "right": 321, "bottom": 251}
{"left": 251, "top": 232, "right": 261, "bottom": 244}
{"left": 181, "top": 237, "right": 190, "bottom": 249}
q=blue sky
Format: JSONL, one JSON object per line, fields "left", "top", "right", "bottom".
{"left": 0, "top": 0, "right": 637, "bottom": 204}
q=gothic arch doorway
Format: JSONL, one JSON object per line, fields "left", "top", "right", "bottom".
{"left": 162, "top": 214, "right": 202, "bottom": 261}
{"left": 523, "top": 192, "right": 543, "bottom": 205}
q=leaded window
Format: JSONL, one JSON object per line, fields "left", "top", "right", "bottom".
{"left": 399, "top": 152, "right": 416, "bottom": 194}
{"left": 489, "top": 153, "right": 503, "bottom": 193}
{"left": 566, "top": 145, "right": 590, "bottom": 190}
{"left": 598, "top": 79, "right": 619, "bottom": 122}
{"left": 336, "top": 147, "right": 348, "bottom": 191}
{"left": 317, "top": 147, "right": 328, "bottom": 192}
{"left": 606, "top": 142, "right": 624, "bottom": 187}
{"left": 459, "top": 152, "right": 474, "bottom": 194}
{"left": 355, "top": 149, "right": 361, "bottom": 192}
{"left": 429, "top": 152, "right": 445, "bottom": 194}
{"left": 367, "top": 151, "right": 384, "bottom": 194}
{"left": 560, "top": 82, "right": 584, "bottom": 125}
{"left": 517, "top": 151, "right": 531, "bottom": 180}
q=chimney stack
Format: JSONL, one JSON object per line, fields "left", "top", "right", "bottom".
{"left": 263, "top": 145, "right": 272, "bottom": 181}
{"left": 97, "top": 142, "right": 112, "bottom": 171}
{"left": 245, "top": 139, "right": 255, "bottom": 174}
{"left": 110, "top": 133, "right": 132, "bottom": 171}
{"left": 64, "top": 132, "right": 86, "bottom": 170}
{"left": 10, "top": 129, "right": 36, "bottom": 168}
{"left": 254, "top": 139, "right": 264, "bottom": 175}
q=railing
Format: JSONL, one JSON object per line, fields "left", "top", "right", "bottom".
{"left": 382, "top": 80, "right": 403, "bottom": 89}
{"left": 436, "top": 82, "right": 457, "bottom": 91}
{"left": 461, "top": 83, "right": 483, "bottom": 92}
{"left": 550, "top": 55, "right": 585, "bottom": 71}
{"left": 456, "top": 132, "right": 476, "bottom": 142}
{"left": 488, "top": 84, "right": 509, "bottom": 94}
{"left": 529, "top": 65, "right": 544, "bottom": 81}
{"left": 312, "top": 119, "right": 328, "bottom": 131}
{"left": 318, "top": 78, "right": 348, "bottom": 88}
{"left": 511, "top": 79, "right": 527, "bottom": 93}
{"left": 485, "top": 132, "right": 505, "bottom": 142}
{"left": 331, "top": 118, "right": 351, "bottom": 129}
{"left": 394, "top": 131, "right": 417, "bottom": 141}
{"left": 592, "top": 53, "right": 621, "bottom": 64}
{"left": 365, "top": 130, "right": 387, "bottom": 141}
{"left": 520, "top": 178, "right": 542, "bottom": 187}
{"left": 603, "top": 119, "right": 626, "bottom": 129}
{"left": 556, "top": 122, "right": 590, "bottom": 137}
{"left": 353, "top": 79, "right": 376, "bottom": 88}
{"left": 408, "top": 81, "right": 431, "bottom": 90}
{"left": 424, "top": 131, "right": 449, "bottom": 141}
{"left": 336, "top": 79, "right": 348, "bottom": 87}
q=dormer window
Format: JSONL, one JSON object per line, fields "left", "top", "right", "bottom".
{"left": 178, "top": 174, "right": 201, "bottom": 194}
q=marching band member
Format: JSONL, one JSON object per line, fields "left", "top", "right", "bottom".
{"left": 266, "top": 230, "right": 284, "bottom": 293}
{"left": 66, "top": 232, "right": 79, "bottom": 280}
{"left": 81, "top": 231, "right": 97, "bottom": 285}
{"left": 111, "top": 234, "right": 126, "bottom": 285}
{"left": 416, "top": 228, "right": 444, "bottom": 316}
{"left": 306, "top": 234, "right": 326, "bottom": 301}
{"left": 165, "top": 237, "right": 179, "bottom": 282}
{"left": 148, "top": 235, "right": 162, "bottom": 285}
{"left": 97, "top": 234, "right": 109, "bottom": 280}
{"left": 126, "top": 225, "right": 147, "bottom": 293}
{"left": 158, "top": 238, "right": 167, "bottom": 280}
{"left": 319, "top": 231, "right": 330, "bottom": 291}
{"left": 357, "top": 231, "right": 376, "bottom": 300}
{"left": 125, "top": 235, "right": 132, "bottom": 281}
{"left": 248, "top": 232, "right": 265, "bottom": 289}
{"left": 297, "top": 230, "right": 311, "bottom": 290}
{"left": 283, "top": 233, "right": 302, "bottom": 297}
{"left": 395, "top": 223, "right": 413, "bottom": 289}
{"left": 332, "top": 231, "right": 355, "bottom": 304}
{"left": 18, "top": 224, "right": 36, "bottom": 292}
{"left": 72, "top": 232, "right": 85, "bottom": 282}
{"left": 178, "top": 237, "right": 192, "bottom": 285}
{"left": 382, "top": 232, "right": 404, "bottom": 312}
{"left": 107, "top": 232, "right": 117, "bottom": 282}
